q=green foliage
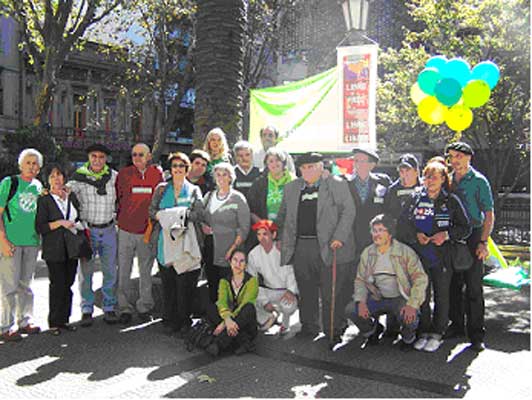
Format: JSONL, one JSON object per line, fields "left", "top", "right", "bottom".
{"left": 0, "top": 126, "right": 66, "bottom": 179}
{"left": 378, "top": 0, "right": 530, "bottom": 206}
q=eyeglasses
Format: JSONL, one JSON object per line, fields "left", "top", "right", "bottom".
{"left": 172, "top": 163, "right": 187, "bottom": 169}
{"left": 132, "top": 153, "right": 145, "bottom": 157}
{"left": 371, "top": 227, "right": 389, "bottom": 234}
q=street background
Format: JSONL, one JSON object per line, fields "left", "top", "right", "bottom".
{"left": 0, "top": 257, "right": 530, "bottom": 399}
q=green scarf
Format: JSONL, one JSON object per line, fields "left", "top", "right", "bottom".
{"left": 76, "top": 162, "right": 110, "bottom": 179}
{"left": 266, "top": 170, "right": 293, "bottom": 220}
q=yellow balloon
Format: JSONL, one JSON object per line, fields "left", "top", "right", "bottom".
{"left": 445, "top": 105, "right": 473, "bottom": 132}
{"left": 410, "top": 83, "right": 428, "bottom": 105}
{"left": 418, "top": 96, "right": 446, "bottom": 125}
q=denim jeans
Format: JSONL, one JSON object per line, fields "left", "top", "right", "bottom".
{"left": 345, "top": 296, "right": 419, "bottom": 344}
{"left": 78, "top": 225, "right": 117, "bottom": 313}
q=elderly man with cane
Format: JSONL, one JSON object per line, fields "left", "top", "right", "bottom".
{"left": 276, "top": 152, "right": 356, "bottom": 348}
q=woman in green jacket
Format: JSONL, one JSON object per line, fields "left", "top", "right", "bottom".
{"left": 205, "top": 248, "right": 258, "bottom": 356}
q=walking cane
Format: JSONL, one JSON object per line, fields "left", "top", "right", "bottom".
{"left": 329, "top": 247, "right": 337, "bottom": 346}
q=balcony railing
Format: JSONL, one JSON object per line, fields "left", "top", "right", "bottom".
{"left": 51, "top": 127, "right": 135, "bottom": 152}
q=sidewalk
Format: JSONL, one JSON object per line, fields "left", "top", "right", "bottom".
{"left": 0, "top": 258, "right": 530, "bottom": 398}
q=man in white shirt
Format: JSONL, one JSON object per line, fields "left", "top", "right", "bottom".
{"left": 247, "top": 219, "right": 298, "bottom": 336}
{"left": 253, "top": 125, "right": 295, "bottom": 174}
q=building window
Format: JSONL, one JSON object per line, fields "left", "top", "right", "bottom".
{"left": 73, "top": 92, "right": 87, "bottom": 133}
{"left": 132, "top": 112, "right": 142, "bottom": 141}
{"left": 103, "top": 97, "right": 117, "bottom": 132}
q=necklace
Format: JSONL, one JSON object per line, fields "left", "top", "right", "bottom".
{"left": 232, "top": 277, "right": 243, "bottom": 290}
{"left": 216, "top": 190, "right": 230, "bottom": 201}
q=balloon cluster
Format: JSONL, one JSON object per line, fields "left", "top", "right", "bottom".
{"left": 411, "top": 56, "right": 500, "bottom": 132}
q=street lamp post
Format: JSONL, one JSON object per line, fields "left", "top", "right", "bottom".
{"left": 338, "top": 0, "right": 376, "bottom": 46}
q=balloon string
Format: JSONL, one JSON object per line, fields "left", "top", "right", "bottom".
{"left": 452, "top": 131, "right": 462, "bottom": 142}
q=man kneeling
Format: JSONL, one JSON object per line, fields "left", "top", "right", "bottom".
{"left": 345, "top": 214, "right": 428, "bottom": 350}
{"left": 247, "top": 220, "right": 298, "bottom": 336}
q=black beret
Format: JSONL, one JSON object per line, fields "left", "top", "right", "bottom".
{"left": 352, "top": 147, "right": 379, "bottom": 163}
{"left": 86, "top": 143, "right": 111, "bottom": 155}
{"left": 445, "top": 142, "right": 474, "bottom": 156}
{"left": 297, "top": 152, "right": 324, "bottom": 166}
{"left": 398, "top": 153, "right": 419, "bottom": 170}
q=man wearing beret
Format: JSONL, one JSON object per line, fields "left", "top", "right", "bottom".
{"left": 445, "top": 142, "right": 494, "bottom": 352}
{"left": 346, "top": 148, "right": 392, "bottom": 269}
{"left": 68, "top": 143, "right": 119, "bottom": 326}
{"left": 276, "top": 152, "right": 356, "bottom": 345}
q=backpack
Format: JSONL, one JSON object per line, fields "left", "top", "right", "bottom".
{"left": 3, "top": 175, "right": 19, "bottom": 223}
{"left": 184, "top": 319, "right": 214, "bottom": 352}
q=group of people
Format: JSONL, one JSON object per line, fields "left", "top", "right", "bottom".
{"left": 0, "top": 125, "right": 493, "bottom": 357}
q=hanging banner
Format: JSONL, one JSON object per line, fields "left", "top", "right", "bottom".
{"left": 337, "top": 44, "right": 378, "bottom": 151}
{"left": 249, "top": 44, "right": 377, "bottom": 153}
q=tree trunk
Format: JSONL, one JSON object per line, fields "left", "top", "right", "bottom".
{"left": 194, "top": 0, "right": 247, "bottom": 148}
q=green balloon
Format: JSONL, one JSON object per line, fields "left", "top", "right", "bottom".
{"left": 417, "top": 67, "right": 441, "bottom": 96}
{"left": 462, "top": 80, "right": 491, "bottom": 108}
{"left": 418, "top": 96, "right": 446, "bottom": 125}
{"left": 445, "top": 105, "right": 473, "bottom": 132}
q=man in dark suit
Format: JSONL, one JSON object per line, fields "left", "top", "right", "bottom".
{"left": 276, "top": 152, "right": 356, "bottom": 346}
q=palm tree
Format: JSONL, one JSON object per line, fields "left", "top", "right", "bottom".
{"left": 194, "top": 0, "right": 247, "bottom": 147}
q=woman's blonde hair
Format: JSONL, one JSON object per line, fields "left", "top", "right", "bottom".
{"left": 203, "top": 127, "right": 229, "bottom": 160}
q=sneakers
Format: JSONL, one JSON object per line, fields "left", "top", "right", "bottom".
{"left": 80, "top": 313, "right": 93, "bottom": 327}
{"left": 1, "top": 331, "right": 23, "bottom": 342}
{"left": 414, "top": 336, "right": 429, "bottom": 351}
{"left": 424, "top": 337, "right": 443, "bottom": 352}
{"left": 103, "top": 311, "right": 118, "bottom": 325}
{"left": 18, "top": 324, "right": 41, "bottom": 335}
{"left": 414, "top": 335, "right": 443, "bottom": 352}
{"left": 470, "top": 341, "right": 486, "bottom": 352}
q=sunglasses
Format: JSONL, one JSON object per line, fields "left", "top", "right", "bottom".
{"left": 172, "top": 163, "right": 187, "bottom": 169}
{"left": 132, "top": 153, "right": 145, "bottom": 157}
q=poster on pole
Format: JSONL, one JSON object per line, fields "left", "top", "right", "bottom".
{"left": 248, "top": 44, "right": 377, "bottom": 153}
{"left": 337, "top": 44, "right": 378, "bottom": 152}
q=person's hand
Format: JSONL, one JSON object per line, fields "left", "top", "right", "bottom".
{"left": 358, "top": 302, "right": 370, "bottom": 319}
{"left": 59, "top": 219, "right": 75, "bottom": 229}
{"left": 264, "top": 302, "right": 275, "bottom": 312}
{"left": 430, "top": 231, "right": 448, "bottom": 246}
{"left": 417, "top": 232, "right": 430, "bottom": 245}
{"left": 213, "top": 321, "right": 225, "bottom": 336}
{"left": 225, "top": 318, "right": 239, "bottom": 337}
{"left": 330, "top": 240, "right": 343, "bottom": 250}
{"left": 0, "top": 237, "right": 15, "bottom": 257}
{"left": 476, "top": 242, "right": 489, "bottom": 260}
{"left": 400, "top": 305, "right": 417, "bottom": 325}
{"left": 202, "top": 224, "right": 213, "bottom": 235}
{"left": 280, "top": 290, "right": 296, "bottom": 305}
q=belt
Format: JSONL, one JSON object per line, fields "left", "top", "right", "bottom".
{"left": 87, "top": 220, "right": 114, "bottom": 229}
{"left": 298, "top": 235, "right": 317, "bottom": 239}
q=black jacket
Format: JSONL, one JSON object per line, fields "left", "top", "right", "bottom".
{"left": 345, "top": 172, "right": 391, "bottom": 253}
{"left": 35, "top": 193, "right": 82, "bottom": 262}
{"left": 398, "top": 187, "right": 472, "bottom": 267}
{"left": 247, "top": 173, "right": 269, "bottom": 220}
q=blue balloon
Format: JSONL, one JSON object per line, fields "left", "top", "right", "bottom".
{"left": 471, "top": 61, "right": 500, "bottom": 89}
{"left": 434, "top": 78, "right": 462, "bottom": 107}
{"left": 440, "top": 58, "right": 471, "bottom": 87}
{"left": 425, "top": 55, "right": 447, "bottom": 72}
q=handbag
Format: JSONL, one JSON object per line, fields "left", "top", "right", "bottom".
{"left": 450, "top": 240, "right": 473, "bottom": 272}
{"left": 64, "top": 197, "right": 93, "bottom": 260}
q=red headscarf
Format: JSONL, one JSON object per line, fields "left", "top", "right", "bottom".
{"left": 251, "top": 219, "right": 278, "bottom": 233}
